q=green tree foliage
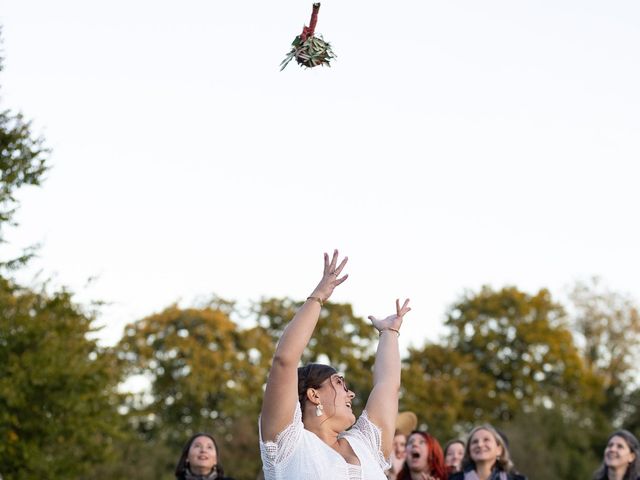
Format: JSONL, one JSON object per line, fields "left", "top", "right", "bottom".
{"left": 401, "top": 343, "right": 493, "bottom": 439}
{"left": 444, "top": 286, "right": 604, "bottom": 421}
{"left": 503, "top": 406, "right": 601, "bottom": 480}
{"left": 622, "top": 388, "right": 640, "bottom": 434}
{"left": 0, "top": 29, "right": 127, "bottom": 479}
{"left": 116, "top": 303, "right": 272, "bottom": 479}
{"left": 0, "top": 32, "right": 49, "bottom": 262}
{"left": 0, "top": 277, "right": 126, "bottom": 479}
{"left": 90, "top": 436, "right": 174, "bottom": 480}
{"left": 569, "top": 277, "right": 640, "bottom": 419}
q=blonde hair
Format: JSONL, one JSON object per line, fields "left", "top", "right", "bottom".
{"left": 462, "top": 424, "right": 514, "bottom": 473}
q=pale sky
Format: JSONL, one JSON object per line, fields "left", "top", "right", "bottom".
{"left": 1, "top": 0, "right": 639, "bottom": 352}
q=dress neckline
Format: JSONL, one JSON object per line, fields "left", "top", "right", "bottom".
{"left": 309, "top": 429, "right": 362, "bottom": 468}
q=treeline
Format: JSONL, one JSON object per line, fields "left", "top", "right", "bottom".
{"left": 2, "top": 280, "right": 639, "bottom": 479}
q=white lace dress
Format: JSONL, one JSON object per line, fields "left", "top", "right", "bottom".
{"left": 259, "top": 403, "right": 390, "bottom": 480}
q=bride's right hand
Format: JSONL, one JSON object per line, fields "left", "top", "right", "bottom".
{"left": 309, "top": 249, "right": 348, "bottom": 302}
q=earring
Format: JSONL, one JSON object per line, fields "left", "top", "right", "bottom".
{"left": 316, "top": 403, "right": 324, "bottom": 417}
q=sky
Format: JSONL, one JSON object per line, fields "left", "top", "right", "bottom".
{"left": 1, "top": 0, "right": 639, "bottom": 353}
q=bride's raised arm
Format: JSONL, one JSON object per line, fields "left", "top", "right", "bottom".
{"left": 365, "top": 298, "right": 411, "bottom": 458}
{"left": 259, "top": 250, "right": 348, "bottom": 442}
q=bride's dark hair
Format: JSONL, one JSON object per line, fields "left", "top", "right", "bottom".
{"left": 297, "top": 363, "right": 338, "bottom": 418}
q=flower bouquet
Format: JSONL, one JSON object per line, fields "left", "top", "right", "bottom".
{"left": 280, "top": 3, "right": 336, "bottom": 71}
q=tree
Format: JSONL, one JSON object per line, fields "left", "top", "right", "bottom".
{"left": 0, "top": 277, "right": 126, "bottom": 479}
{"left": 444, "top": 286, "right": 603, "bottom": 421}
{"left": 0, "top": 29, "right": 49, "bottom": 265}
{"left": 116, "top": 302, "right": 271, "bottom": 480}
{"left": 568, "top": 277, "right": 640, "bottom": 419}
{"left": 502, "top": 406, "right": 601, "bottom": 480}
{"left": 0, "top": 30, "right": 125, "bottom": 479}
{"left": 401, "top": 343, "right": 495, "bottom": 439}
{"left": 621, "top": 387, "right": 640, "bottom": 434}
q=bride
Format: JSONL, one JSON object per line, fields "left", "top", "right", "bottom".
{"left": 259, "top": 250, "right": 411, "bottom": 480}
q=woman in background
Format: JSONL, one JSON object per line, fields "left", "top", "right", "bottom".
{"left": 387, "top": 431, "right": 408, "bottom": 480}
{"left": 175, "top": 433, "right": 234, "bottom": 480}
{"left": 449, "top": 425, "right": 526, "bottom": 480}
{"left": 592, "top": 430, "right": 640, "bottom": 480}
{"left": 396, "top": 431, "right": 447, "bottom": 480}
{"left": 388, "top": 412, "right": 418, "bottom": 480}
{"left": 443, "top": 439, "right": 465, "bottom": 474}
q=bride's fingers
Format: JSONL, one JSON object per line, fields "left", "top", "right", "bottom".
{"left": 335, "top": 273, "right": 349, "bottom": 286}
{"left": 323, "top": 252, "right": 330, "bottom": 275}
{"left": 333, "top": 256, "right": 348, "bottom": 277}
{"left": 329, "top": 249, "right": 339, "bottom": 272}
{"left": 397, "top": 298, "right": 411, "bottom": 316}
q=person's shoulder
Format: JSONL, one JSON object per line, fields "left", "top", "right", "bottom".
{"left": 448, "top": 473, "right": 464, "bottom": 480}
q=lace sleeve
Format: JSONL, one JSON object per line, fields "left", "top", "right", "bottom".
{"left": 349, "top": 410, "right": 391, "bottom": 471}
{"left": 259, "top": 402, "right": 304, "bottom": 470}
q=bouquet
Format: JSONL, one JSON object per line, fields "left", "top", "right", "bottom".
{"left": 280, "top": 3, "right": 336, "bottom": 70}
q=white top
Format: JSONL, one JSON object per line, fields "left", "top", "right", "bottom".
{"left": 259, "top": 403, "right": 390, "bottom": 480}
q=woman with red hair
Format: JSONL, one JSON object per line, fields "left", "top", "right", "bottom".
{"left": 396, "top": 431, "right": 448, "bottom": 480}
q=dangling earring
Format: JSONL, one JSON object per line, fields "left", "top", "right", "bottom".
{"left": 316, "top": 403, "right": 324, "bottom": 417}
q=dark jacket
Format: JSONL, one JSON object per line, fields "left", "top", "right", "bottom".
{"left": 449, "top": 472, "right": 527, "bottom": 480}
{"left": 180, "top": 469, "right": 235, "bottom": 480}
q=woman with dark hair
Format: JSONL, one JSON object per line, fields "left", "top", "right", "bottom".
{"left": 593, "top": 430, "right": 640, "bottom": 480}
{"left": 259, "top": 250, "right": 412, "bottom": 479}
{"left": 396, "top": 431, "right": 447, "bottom": 480}
{"left": 175, "top": 433, "right": 234, "bottom": 480}
{"left": 449, "top": 425, "right": 526, "bottom": 480}
{"left": 443, "top": 439, "right": 465, "bottom": 474}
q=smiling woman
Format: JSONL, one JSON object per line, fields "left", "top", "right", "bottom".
{"left": 592, "top": 430, "right": 640, "bottom": 480}
{"left": 449, "top": 425, "right": 526, "bottom": 480}
{"left": 174, "top": 433, "right": 235, "bottom": 480}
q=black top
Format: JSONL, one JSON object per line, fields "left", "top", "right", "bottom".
{"left": 449, "top": 472, "right": 527, "bottom": 480}
{"left": 180, "top": 470, "right": 235, "bottom": 480}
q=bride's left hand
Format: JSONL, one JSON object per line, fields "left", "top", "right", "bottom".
{"left": 368, "top": 298, "right": 411, "bottom": 333}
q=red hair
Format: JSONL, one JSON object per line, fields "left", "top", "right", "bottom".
{"left": 397, "top": 431, "right": 447, "bottom": 480}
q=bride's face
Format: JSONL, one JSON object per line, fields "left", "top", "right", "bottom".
{"left": 316, "top": 374, "right": 356, "bottom": 427}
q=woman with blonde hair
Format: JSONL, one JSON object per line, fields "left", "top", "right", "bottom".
{"left": 449, "top": 425, "right": 526, "bottom": 480}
